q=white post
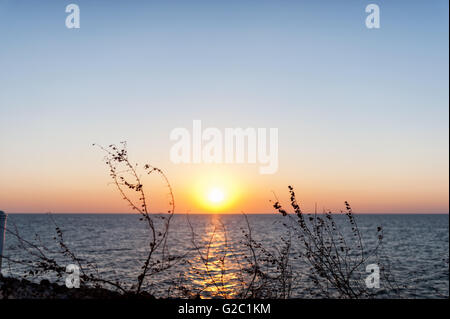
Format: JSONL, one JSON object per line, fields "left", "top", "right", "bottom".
{"left": 0, "top": 210, "right": 6, "bottom": 273}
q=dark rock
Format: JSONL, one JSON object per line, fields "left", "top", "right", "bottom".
{"left": 40, "top": 279, "right": 50, "bottom": 286}
{"left": 0, "top": 276, "right": 147, "bottom": 299}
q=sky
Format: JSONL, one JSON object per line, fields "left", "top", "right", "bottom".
{"left": 0, "top": 0, "right": 448, "bottom": 214}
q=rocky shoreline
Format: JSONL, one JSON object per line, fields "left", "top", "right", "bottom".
{"left": 0, "top": 275, "right": 144, "bottom": 299}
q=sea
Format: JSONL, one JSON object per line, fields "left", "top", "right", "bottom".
{"left": 1, "top": 213, "right": 448, "bottom": 299}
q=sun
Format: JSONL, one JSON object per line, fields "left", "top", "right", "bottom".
{"left": 190, "top": 172, "right": 242, "bottom": 212}
{"left": 208, "top": 188, "right": 225, "bottom": 204}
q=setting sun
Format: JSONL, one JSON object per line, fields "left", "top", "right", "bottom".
{"left": 187, "top": 170, "right": 244, "bottom": 213}
{"left": 208, "top": 188, "right": 225, "bottom": 204}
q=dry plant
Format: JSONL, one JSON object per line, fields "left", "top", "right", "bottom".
{"left": 94, "top": 142, "right": 177, "bottom": 294}
{"left": 240, "top": 214, "right": 294, "bottom": 299}
{"left": 3, "top": 217, "right": 128, "bottom": 294}
{"left": 2, "top": 142, "right": 179, "bottom": 297}
{"left": 272, "top": 185, "right": 399, "bottom": 298}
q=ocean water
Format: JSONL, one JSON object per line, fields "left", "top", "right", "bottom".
{"left": 2, "top": 213, "right": 448, "bottom": 299}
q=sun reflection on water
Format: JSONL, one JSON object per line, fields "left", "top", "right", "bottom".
{"left": 188, "top": 215, "right": 246, "bottom": 298}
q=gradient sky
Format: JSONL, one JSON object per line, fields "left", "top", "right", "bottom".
{"left": 0, "top": 0, "right": 448, "bottom": 214}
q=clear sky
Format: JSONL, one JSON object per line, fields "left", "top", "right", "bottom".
{"left": 0, "top": 0, "right": 448, "bottom": 214}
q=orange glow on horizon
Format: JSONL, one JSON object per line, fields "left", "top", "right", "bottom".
{"left": 0, "top": 155, "right": 448, "bottom": 214}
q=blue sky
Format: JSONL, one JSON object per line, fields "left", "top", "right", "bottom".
{"left": 0, "top": 1, "right": 448, "bottom": 213}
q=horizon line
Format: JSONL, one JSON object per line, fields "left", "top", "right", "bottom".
{"left": 5, "top": 212, "right": 450, "bottom": 215}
